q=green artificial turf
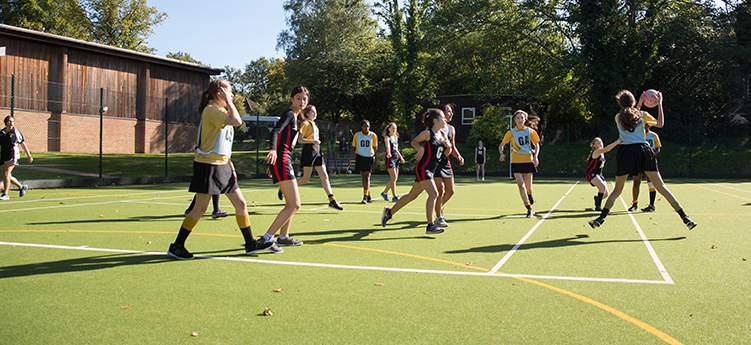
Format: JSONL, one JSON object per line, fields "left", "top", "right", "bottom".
{"left": 1, "top": 176, "right": 749, "bottom": 344}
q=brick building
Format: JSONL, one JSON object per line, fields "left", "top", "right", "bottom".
{"left": 0, "top": 24, "right": 222, "bottom": 154}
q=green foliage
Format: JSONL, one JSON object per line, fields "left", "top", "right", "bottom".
{"left": 0, "top": 0, "right": 90, "bottom": 39}
{"left": 466, "top": 104, "right": 512, "bottom": 149}
{"left": 278, "top": 0, "right": 392, "bottom": 128}
{"left": 166, "top": 51, "right": 202, "bottom": 65}
{"left": 0, "top": 0, "right": 166, "bottom": 53}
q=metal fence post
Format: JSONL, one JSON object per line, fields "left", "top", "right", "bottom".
{"left": 10, "top": 75, "right": 14, "bottom": 117}
{"left": 689, "top": 121, "right": 693, "bottom": 176}
{"left": 165, "top": 97, "right": 168, "bottom": 177}
{"left": 256, "top": 110, "right": 260, "bottom": 176}
{"left": 99, "top": 88, "right": 103, "bottom": 179}
{"left": 566, "top": 123, "right": 570, "bottom": 174}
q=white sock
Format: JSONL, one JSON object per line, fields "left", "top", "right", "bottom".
{"left": 262, "top": 233, "right": 273, "bottom": 242}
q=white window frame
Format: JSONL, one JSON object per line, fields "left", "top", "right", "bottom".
{"left": 462, "top": 107, "right": 476, "bottom": 125}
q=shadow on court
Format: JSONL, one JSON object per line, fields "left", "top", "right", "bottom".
{"left": 26, "top": 211, "right": 265, "bottom": 225}
{"left": 444, "top": 234, "right": 687, "bottom": 254}
{"left": 0, "top": 253, "right": 169, "bottom": 279}
{"left": 292, "top": 222, "right": 441, "bottom": 243}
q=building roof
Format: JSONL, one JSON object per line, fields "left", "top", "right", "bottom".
{"left": 0, "top": 23, "right": 222, "bottom": 75}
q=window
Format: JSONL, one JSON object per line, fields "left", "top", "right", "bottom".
{"left": 462, "top": 107, "right": 476, "bottom": 125}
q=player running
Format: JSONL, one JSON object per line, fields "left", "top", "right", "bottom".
{"left": 433, "top": 103, "right": 464, "bottom": 227}
{"left": 381, "top": 109, "right": 452, "bottom": 234}
{"left": 296, "top": 105, "right": 343, "bottom": 210}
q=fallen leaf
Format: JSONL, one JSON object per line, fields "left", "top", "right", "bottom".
{"left": 273, "top": 288, "right": 283, "bottom": 292}
{"left": 375, "top": 283, "right": 384, "bottom": 286}
{"left": 743, "top": 258, "right": 747, "bottom": 261}
{"left": 263, "top": 307, "right": 274, "bottom": 316}
{"left": 711, "top": 245, "right": 716, "bottom": 249}
{"left": 99, "top": 214, "right": 104, "bottom": 218}
{"left": 466, "top": 262, "right": 473, "bottom": 266}
{"left": 147, "top": 242, "right": 151, "bottom": 244}
{"left": 191, "top": 332, "right": 198, "bottom": 337}
{"left": 121, "top": 305, "right": 130, "bottom": 309}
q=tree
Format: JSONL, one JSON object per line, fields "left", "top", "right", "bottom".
{"left": 375, "top": 0, "right": 431, "bottom": 133}
{"left": 166, "top": 51, "right": 202, "bottom": 65}
{"left": 84, "top": 0, "right": 167, "bottom": 53}
{"left": 278, "top": 0, "right": 392, "bottom": 127}
{"left": 1, "top": 0, "right": 90, "bottom": 39}
{"left": 0, "top": 0, "right": 166, "bottom": 53}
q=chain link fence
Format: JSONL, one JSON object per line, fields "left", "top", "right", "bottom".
{"left": 2, "top": 73, "right": 749, "bottom": 189}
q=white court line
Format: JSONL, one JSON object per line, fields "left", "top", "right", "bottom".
{"left": 489, "top": 182, "right": 579, "bottom": 274}
{"left": 616, "top": 193, "right": 674, "bottom": 284}
{"left": 703, "top": 182, "right": 751, "bottom": 194}
{"left": 0, "top": 241, "right": 670, "bottom": 284}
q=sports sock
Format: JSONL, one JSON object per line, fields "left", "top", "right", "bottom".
{"left": 175, "top": 227, "right": 191, "bottom": 246}
{"left": 328, "top": 194, "right": 335, "bottom": 202}
{"left": 262, "top": 233, "right": 273, "bottom": 242}
{"left": 174, "top": 215, "right": 199, "bottom": 245}
{"left": 649, "top": 189, "right": 656, "bottom": 206}
{"left": 632, "top": 200, "right": 638, "bottom": 205}
{"left": 236, "top": 214, "right": 254, "bottom": 243}
{"left": 595, "top": 193, "right": 604, "bottom": 208}
{"left": 181, "top": 215, "right": 199, "bottom": 231}
{"left": 676, "top": 208, "right": 688, "bottom": 219}
{"left": 364, "top": 190, "right": 370, "bottom": 196}
{"left": 212, "top": 194, "right": 220, "bottom": 213}
{"left": 599, "top": 208, "right": 610, "bottom": 219}
{"left": 524, "top": 201, "right": 531, "bottom": 208}
{"left": 527, "top": 192, "right": 534, "bottom": 205}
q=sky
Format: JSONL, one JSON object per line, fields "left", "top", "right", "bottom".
{"left": 146, "top": 0, "right": 289, "bottom": 70}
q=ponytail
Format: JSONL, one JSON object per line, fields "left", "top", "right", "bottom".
{"left": 198, "top": 79, "right": 228, "bottom": 115}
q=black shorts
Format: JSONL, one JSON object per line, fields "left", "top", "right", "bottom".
{"left": 435, "top": 159, "right": 453, "bottom": 178}
{"left": 385, "top": 155, "right": 400, "bottom": 169}
{"left": 414, "top": 167, "right": 434, "bottom": 182}
{"left": 301, "top": 144, "right": 323, "bottom": 167}
{"left": 511, "top": 162, "right": 537, "bottom": 174}
{"left": 355, "top": 155, "right": 374, "bottom": 173}
{"left": 616, "top": 143, "right": 658, "bottom": 176}
{"left": 1, "top": 147, "right": 19, "bottom": 165}
{"left": 587, "top": 172, "right": 604, "bottom": 186}
{"left": 270, "top": 150, "right": 296, "bottom": 184}
{"left": 189, "top": 161, "right": 238, "bottom": 195}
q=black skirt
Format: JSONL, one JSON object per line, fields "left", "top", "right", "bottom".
{"left": 511, "top": 162, "right": 537, "bottom": 174}
{"left": 616, "top": 143, "right": 658, "bottom": 176}
{"left": 189, "top": 161, "right": 238, "bottom": 195}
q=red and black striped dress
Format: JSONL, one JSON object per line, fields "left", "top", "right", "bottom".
{"left": 269, "top": 108, "right": 298, "bottom": 184}
{"left": 414, "top": 129, "right": 445, "bottom": 182}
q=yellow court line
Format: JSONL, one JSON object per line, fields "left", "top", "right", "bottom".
{"left": 688, "top": 183, "right": 751, "bottom": 202}
{"left": 0, "top": 229, "right": 683, "bottom": 344}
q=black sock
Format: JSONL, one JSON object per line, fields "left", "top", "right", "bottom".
{"left": 212, "top": 194, "right": 220, "bottom": 213}
{"left": 649, "top": 191, "right": 656, "bottom": 206}
{"left": 595, "top": 193, "right": 604, "bottom": 208}
{"left": 677, "top": 208, "right": 688, "bottom": 219}
{"left": 427, "top": 223, "right": 433, "bottom": 228}
{"left": 175, "top": 227, "right": 191, "bottom": 246}
{"left": 599, "top": 208, "right": 610, "bottom": 219}
{"left": 240, "top": 226, "right": 255, "bottom": 245}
